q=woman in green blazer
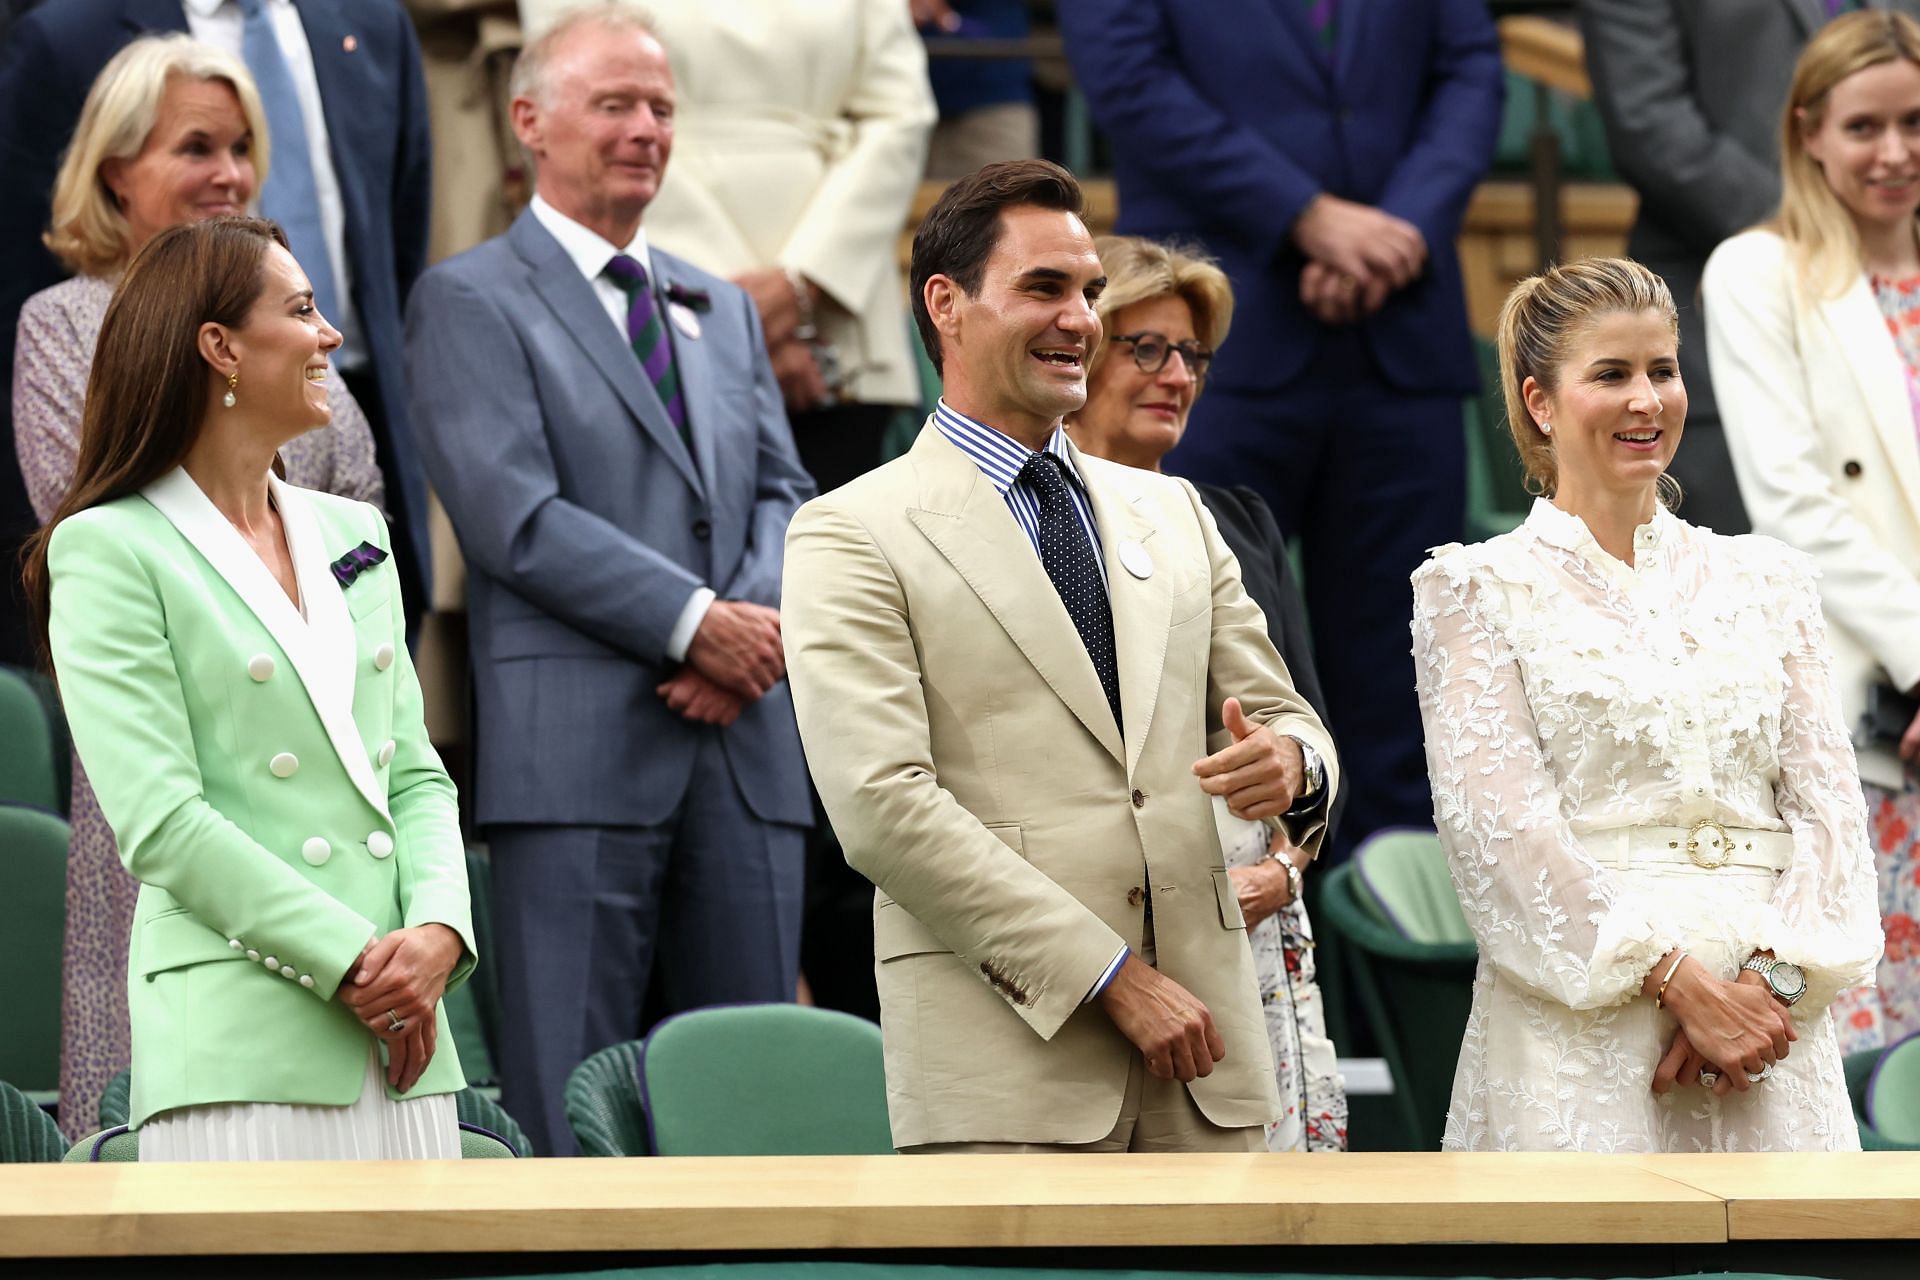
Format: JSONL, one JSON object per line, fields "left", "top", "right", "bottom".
{"left": 23, "top": 217, "right": 475, "bottom": 1159}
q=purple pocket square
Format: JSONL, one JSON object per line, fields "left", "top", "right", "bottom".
{"left": 330, "top": 541, "right": 389, "bottom": 589}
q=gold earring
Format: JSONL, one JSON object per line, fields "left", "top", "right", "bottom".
{"left": 223, "top": 371, "right": 238, "bottom": 409}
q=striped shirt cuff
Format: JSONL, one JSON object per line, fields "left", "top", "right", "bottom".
{"left": 1087, "top": 945, "right": 1130, "bottom": 1002}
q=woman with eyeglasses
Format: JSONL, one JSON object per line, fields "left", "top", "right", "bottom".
{"left": 1066, "top": 234, "right": 1347, "bottom": 1152}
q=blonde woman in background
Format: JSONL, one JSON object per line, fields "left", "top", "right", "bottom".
{"left": 1413, "top": 257, "right": 1880, "bottom": 1151}
{"left": 1068, "top": 235, "right": 1346, "bottom": 1152}
{"left": 11, "top": 35, "right": 383, "bottom": 1139}
{"left": 1705, "top": 8, "right": 1920, "bottom": 1054}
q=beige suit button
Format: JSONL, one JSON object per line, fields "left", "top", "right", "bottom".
{"left": 299, "top": 974, "right": 315, "bottom": 989}
{"left": 245, "top": 949, "right": 260, "bottom": 962}
{"left": 302, "top": 836, "right": 331, "bottom": 867}
{"left": 262, "top": 955, "right": 278, "bottom": 969}
{"left": 367, "top": 830, "right": 394, "bottom": 859}
{"left": 248, "top": 654, "right": 275, "bottom": 682}
{"left": 377, "top": 740, "right": 396, "bottom": 768}
{"left": 373, "top": 643, "right": 395, "bottom": 672}
{"left": 280, "top": 964, "right": 297, "bottom": 979}
{"left": 270, "top": 752, "right": 299, "bottom": 778}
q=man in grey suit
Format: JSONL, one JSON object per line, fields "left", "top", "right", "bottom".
{"left": 1582, "top": 0, "right": 1920, "bottom": 533}
{"left": 405, "top": 3, "right": 815, "bottom": 1155}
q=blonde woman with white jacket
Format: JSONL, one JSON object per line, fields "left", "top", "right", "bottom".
{"left": 1704, "top": 9, "right": 1920, "bottom": 1053}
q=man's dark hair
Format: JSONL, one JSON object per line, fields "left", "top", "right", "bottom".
{"left": 910, "top": 159, "right": 1085, "bottom": 375}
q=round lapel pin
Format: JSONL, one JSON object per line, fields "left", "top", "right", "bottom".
{"left": 669, "top": 302, "right": 702, "bottom": 340}
{"left": 1118, "top": 539, "right": 1152, "bottom": 580}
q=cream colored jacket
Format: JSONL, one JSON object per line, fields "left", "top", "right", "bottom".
{"left": 523, "top": 0, "right": 935, "bottom": 407}
{"left": 1704, "top": 228, "right": 1920, "bottom": 789}
{"left": 782, "top": 424, "right": 1337, "bottom": 1147}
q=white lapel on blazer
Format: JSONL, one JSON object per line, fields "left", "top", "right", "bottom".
{"left": 1818, "top": 277, "right": 1920, "bottom": 530}
{"left": 142, "top": 468, "right": 391, "bottom": 820}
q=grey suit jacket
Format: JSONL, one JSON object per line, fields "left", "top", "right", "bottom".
{"left": 1580, "top": 0, "right": 1920, "bottom": 421}
{"left": 404, "top": 209, "right": 816, "bottom": 829}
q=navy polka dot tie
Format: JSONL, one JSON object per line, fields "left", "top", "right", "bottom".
{"left": 1020, "top": 452, "right": 1121, "bottom": 732}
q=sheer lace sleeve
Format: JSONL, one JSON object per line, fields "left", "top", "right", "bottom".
{"left": 1747, "top": 558, "right": 1883, "bottom": 1012}
{"left": 1413, "top": 552, "right": 1678, "bottom": 1009}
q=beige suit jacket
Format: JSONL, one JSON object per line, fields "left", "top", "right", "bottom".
{"left": 782, "top": 423, "right": 1338, "bottom": 1147}
{"left": 522, "top": 0, "right": 935, "bottom": 407}
{"left": 1703, "top": 228, "right": 1920, "bottom": 789}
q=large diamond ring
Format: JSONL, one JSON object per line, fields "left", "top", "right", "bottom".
{"left": 1747, "top": 1065, "right": 1772, "bottom": 1084}
{"left": 1698, "top": 1070, "right": 1719, "bottom": 1088}
{"left": 385, "top": 1009, "right": 406, "bottom": 1032}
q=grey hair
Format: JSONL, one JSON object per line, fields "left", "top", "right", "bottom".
{"left": 510, "top": 3, "right": 659, "bottom": 106}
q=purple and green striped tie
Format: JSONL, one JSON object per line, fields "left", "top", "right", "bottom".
{"left": 604, "top": 254, "right": 688, "bottom": 442}
{"left": 1825, "top": 0, "right": 1858, "bottom": 17}
{"left": 1306, "top": 0, "right": 1337, "bottom": 56}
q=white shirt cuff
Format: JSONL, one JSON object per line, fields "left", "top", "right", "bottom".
{"left": 1085, "top": 944, "right": 1130, "bottom": 1003}
{"left": 665, "top": 587, "right": 716, "bottom": 663}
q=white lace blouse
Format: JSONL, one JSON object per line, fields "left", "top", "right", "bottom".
{"left": 1411, "top": 500, "right": 1881, "bottom": 1151}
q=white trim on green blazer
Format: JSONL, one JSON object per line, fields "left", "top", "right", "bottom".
{"left": 48, "top": 468, "right": 475, "bottom": 1128}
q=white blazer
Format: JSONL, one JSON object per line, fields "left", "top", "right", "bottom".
{"left": 521, "top": 0, "right": 936, "bottom": 408}
{"left": 1703, "top": 227, "right": 1920, "bottom": 788}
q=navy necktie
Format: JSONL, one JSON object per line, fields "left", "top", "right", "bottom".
{"left": 1020, "top": 452, "right": 1121, "bottom": 732}
{"left": 237, "top": 0, "right": 338, "bottom": 327}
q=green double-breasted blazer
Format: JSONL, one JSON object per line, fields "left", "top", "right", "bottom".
{"left": 48, "top": 468, "right": 475, "bottom": 1129}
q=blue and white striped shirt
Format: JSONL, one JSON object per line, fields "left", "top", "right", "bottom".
{"left": 932, "top": 400, "right": 1108, "bottom": 591}
{"left": 932, "top": 399, "right": 1130, "bottom": 1001}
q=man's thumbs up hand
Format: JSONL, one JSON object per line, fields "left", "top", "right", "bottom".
{"left": 1192, "top": 697, "right": 1304, "bottom": 821}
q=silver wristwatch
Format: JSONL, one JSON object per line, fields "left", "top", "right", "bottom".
{"left": 1283, "top": 737, "right": 1327, "bottom": 819}
{"left": 1741, "top": 955, "right": 1807, "bottom": 1007}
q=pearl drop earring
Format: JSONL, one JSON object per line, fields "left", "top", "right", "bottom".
{"left": 223, "top": 371, "right": 238, "bottom": 409}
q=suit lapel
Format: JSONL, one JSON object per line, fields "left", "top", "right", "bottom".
{"left": 1071, "top": 444, "right": 1169, "bottom": 778}
{"left": 904, "top": 426, "right": 1126, "bottom": 767}
{"left": 651, "top": 253, "right": 722, "bottom": 498}
{"left": 121, "top": 0, "right": 189, "bottom": 35}
{"left": 1818, "top": 278, "right": 1920, "bottom": 530}
{"left": 141, "top": 469, "right": 389, "bottom": 820}
{"left": 1333, "top": 0, "right": 1379, "bottom": 88}
{"left": 1270, "top": 0, "right": 1337, "bottom": 87}
{"left": 509, "top": 215, "right": 704, "bottom": 494}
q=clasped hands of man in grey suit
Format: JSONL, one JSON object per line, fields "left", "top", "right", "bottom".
{"left": 656, "top": 600, "right": 785, "bottom": 726}
{"left": 1101, "top": 695, "right": 1306, "bottom": 1083}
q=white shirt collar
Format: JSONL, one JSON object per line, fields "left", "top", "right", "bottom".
{"left": 529, "top": 193, "right": 652, "bottom": 287}
{"left": 1526, "top": 496, "right": 1680, "bottom": 558}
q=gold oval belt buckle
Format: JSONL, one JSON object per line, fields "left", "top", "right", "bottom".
{"left": 1686, "top": 819, "right": 1735, "bottom": 870}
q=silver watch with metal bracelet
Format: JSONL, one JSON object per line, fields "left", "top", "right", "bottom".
{"left": 1741, "top": 954, "right": 1807, "bottom": 1006}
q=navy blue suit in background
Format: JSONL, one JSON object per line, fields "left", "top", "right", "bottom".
{"left": 0, "top": 0, "right": 435, "bottom": 641}
{"left": 1062, "top": 0, "right": 1503, "bottom": 858}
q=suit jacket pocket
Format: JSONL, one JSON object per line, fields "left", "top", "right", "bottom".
{"left": 1213, "top": 869, "right": 1247, "bottom": 930}
{"left": 137, "top": 909, "right": 251, "bottom": 979}
{"left": 874, "top": 823, "right": 1024, "bottom": 961}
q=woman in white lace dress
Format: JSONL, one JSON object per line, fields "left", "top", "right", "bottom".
{"left": 1412, "top": 258, "right": 1883, "bottom": 1151}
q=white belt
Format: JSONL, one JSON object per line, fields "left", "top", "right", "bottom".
{"left": 1583, "top": 821, "right": 1794, "bottom": 873}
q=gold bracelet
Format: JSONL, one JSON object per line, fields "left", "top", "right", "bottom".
{"left": 1655, "top": 949, "right": 1689, "bottom": 1009}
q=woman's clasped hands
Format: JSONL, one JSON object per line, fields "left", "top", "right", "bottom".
{"left": 1648, "top": 953, "right": 1797, "bottom": 1098}
{"left": 339, "top": 923, "right": 464, "bottom": 1093}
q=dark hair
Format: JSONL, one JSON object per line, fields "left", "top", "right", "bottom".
{"left": 22, "top": 215, "right": 288, "bottom": 667}
{"left": 910, "top": 159, "right": 1085, "bottom": 374}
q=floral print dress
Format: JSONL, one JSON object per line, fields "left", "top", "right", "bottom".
{"left": 1411, "top": 500, "right": 1881, "bottom": 1151}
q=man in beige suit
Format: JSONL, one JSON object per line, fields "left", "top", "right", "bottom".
{"left": 782, "top": 161, "right": 1340, "bottom": 1152}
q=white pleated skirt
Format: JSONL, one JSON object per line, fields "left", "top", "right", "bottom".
{"left": 138, "top": 1046, "right": 460, "bottom": 1161}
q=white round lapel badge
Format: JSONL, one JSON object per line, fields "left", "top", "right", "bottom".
{"left": 669, "top": 302, "right": 702, "bottom": 340}
{"left": 1118, "top": 540, "right": 1152, "bottom": 580}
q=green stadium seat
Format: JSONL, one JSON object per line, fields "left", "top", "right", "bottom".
{"left": 0, "top": 1079, "right": 63, "bottom": 1163}
{"left": 1865, "top": 1031, "right": 1920, "bottom": 1146}
{"left": 565, "top": 1039, "right": 649, "bottom": 1157}
{"left": 0, "top": 666, "right": 59, "bottom": 812}
{"left": 0, "top": 805, "right": 68, "bottom": 1096}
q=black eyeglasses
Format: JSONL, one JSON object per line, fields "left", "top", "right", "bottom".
{"left": 1109, "top": 331, "right": 1213, "bottom": 379}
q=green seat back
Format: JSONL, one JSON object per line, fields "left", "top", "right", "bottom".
{"left": 640, "top": 1004, "right": 892, "bottom": 1156}
{"left": 1866, "top": 1031, "right": 1920, "bottom": 1145}
{"left": 1317, "top": 860, "right": 1477, "bottom": 1151}
{"left": 455, "top": 1088, "right": 531, "bottom": 1157}
{"left": 99, "top": 1069, "right": 130, "bottom": 1128}
{"left": 454, "top": 845, "right": 501, "bottom": 1087}
{"left": 457, "top": 1121, "right": 516, "bottom": 1158}
{"left": 1, "top": 1079, "right": 64, "bottom": 1162}
{"left": 565, "top": 1039, "right": 649, "bottom": 1157}
{"left": 61, "top": 1126, "right": 136, "bottom": 1162}
{"left": 0, "top": 806, "right": 68, "bottom": 1092}
{"left": 1463, "top": 337, "right": 1531, "bottom": 543}
{"left": 1353, "top": 829, "right": 1474, "bottom": 946}
{"left": 0, "top": 667, "right": 58, "bottom": 812}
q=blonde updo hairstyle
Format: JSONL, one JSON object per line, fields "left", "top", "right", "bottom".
{"left": 44, "top": 34, "right": 269, "bottom": 278}
{"left": 1086, "top": 235, "right": 1235, "bottom": 385}
{"left": 1495, "top": 257, "right": 1679, "bottom": 500}
{"left": 1776, "top": 9, "right": 1920, "bottom": 299}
